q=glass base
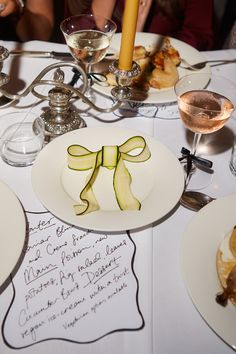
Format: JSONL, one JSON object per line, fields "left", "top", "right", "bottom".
{"left": 182, "top": 163, "right": 213, "bottom": 191}
{"left": 83, "top": 87, "right": 95, "bottom": 100}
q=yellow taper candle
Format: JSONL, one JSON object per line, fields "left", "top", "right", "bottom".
{"left": 118, "top": 0, "right": 139, "bottom": 71}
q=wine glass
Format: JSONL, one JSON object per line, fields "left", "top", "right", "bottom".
{"left": 175, "top": 73, "right": 236, "bottom": 189}
{"left": 60, "top": 14, "right": 117, "bottom": 97}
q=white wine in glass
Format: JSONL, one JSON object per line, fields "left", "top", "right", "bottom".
{"left": 175, "top": 73, "right": 235, "bottom": 189}
{"left": 61, "top": 14, "right": 117, "bottom": 97}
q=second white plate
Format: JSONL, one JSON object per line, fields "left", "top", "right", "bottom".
{"left": 32, "top": 126, "right": 184, "bottom": 232}
{"left": 181, "top": 193, "right": 236, "bottom": 350}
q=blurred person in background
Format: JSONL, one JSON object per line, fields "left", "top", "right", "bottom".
{"left": 0, "top": 0, "right": 54, "bottom": 41}
{"left": 64, "top": 0, "right": 214, "bottom": 50}
{"left": 64, "top": 0, "right": 90, "bottom": 17}
{"left": 216, "top": 0, "right": 236, "bottom": 48}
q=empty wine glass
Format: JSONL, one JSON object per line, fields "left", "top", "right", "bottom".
{"left": 60, "top": 14, "right": 117, "bottom": 98}
{"left": 175, "top": 73, "right": 236, "bottom": 189}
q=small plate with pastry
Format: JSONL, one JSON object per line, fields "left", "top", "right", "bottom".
{"left": 93, "top": 32, "right": 211, "bottom": 104}
{"left": 181, "top": 193, "right": 236, "bottom": 350}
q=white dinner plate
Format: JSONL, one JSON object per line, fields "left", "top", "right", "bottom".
{"left": 31, "top": 126, "right": 184, "bottom": 232}
{"left": 0, "top": 181, "right": 26, "bottom": 287}
{"left": 93, "top": 32, "right": 211, "bottom": 104}
{"left": 181, "top": 193, "right": 236, "bottom": 350}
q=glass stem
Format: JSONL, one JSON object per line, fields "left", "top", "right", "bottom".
{"left": 184, "top": 132, "right": 203, "bottom": 184}
{"left": 84, "top": 63, "right": 92, "bottom": 97}
{"left": 191, "top": 132, "right": 202, "bottom": 156}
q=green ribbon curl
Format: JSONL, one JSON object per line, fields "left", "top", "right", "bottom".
{"left": 67, "top": 136, "right": 151, "bottom": 215}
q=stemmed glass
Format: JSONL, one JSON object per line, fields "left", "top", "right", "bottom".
{"left": 60, "top": 14, "right": 117, "bottom": 97}
{"left": 175, "top": 73, "right": 236, "bottom": 189}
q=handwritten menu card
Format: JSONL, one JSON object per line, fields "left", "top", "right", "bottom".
{"left": 2, "top": 212, "right": 144, "bottom": 349}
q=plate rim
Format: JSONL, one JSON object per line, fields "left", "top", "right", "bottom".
{"left": 31, "top": 126, "right": 185, "bottom": 232}
{"left": 0, "top": 180, "right": 26, "bottom": 287}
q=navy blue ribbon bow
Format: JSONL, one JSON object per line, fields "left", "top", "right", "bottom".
{"left": 179, "top": 147, "right": 213, "bottom": 176}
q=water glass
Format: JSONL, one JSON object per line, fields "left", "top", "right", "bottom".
{"left": 0, "top": 111, "right": 45, "bottom": 167}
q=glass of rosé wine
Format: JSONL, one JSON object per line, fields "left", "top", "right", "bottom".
{"left": 175, "top": 73, "right": 236, "bottom": 189}
{"left": 61, "top": 14, "right": 116, "bottom": 98}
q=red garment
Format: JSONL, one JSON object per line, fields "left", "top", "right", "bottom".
{"left": 114, "top": 0, "right": 214, "bottom": 50}
{"left": 64, "top": 0, "right": 214, "bottom": 50}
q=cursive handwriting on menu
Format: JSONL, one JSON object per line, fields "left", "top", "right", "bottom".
{"left": 2, "top": 212, "right": 143, "bottom": 348}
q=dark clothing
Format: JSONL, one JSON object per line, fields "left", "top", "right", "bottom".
{"left": 116, "top": 0, "right": 214, "bottom": 51}
{"left": 216, "top": 0, "right": 236, "bottom": 48}
{"left": 0, "top": 16, "right": 19, "bottom": 41}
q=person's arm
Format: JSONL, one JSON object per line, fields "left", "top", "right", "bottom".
{"left": 91, "top": 0, "right": 116, "bottom": 19}
{"left": 0, "top": 0, "right": 18, "bottom": 17}
{"left": 16, "top": 0, "right": 54, "bottom": 41}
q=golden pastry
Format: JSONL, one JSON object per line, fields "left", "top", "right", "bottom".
{"left": 216, "top": 226, "right": 236, "bottom": 306}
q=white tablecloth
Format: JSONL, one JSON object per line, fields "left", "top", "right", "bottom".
{"left": 0, "top": 40, "right": 236, "bottom": 354}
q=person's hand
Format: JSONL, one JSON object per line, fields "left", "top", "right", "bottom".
{"left": 0, "top": 0, "right": 20, "bottom": 17}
